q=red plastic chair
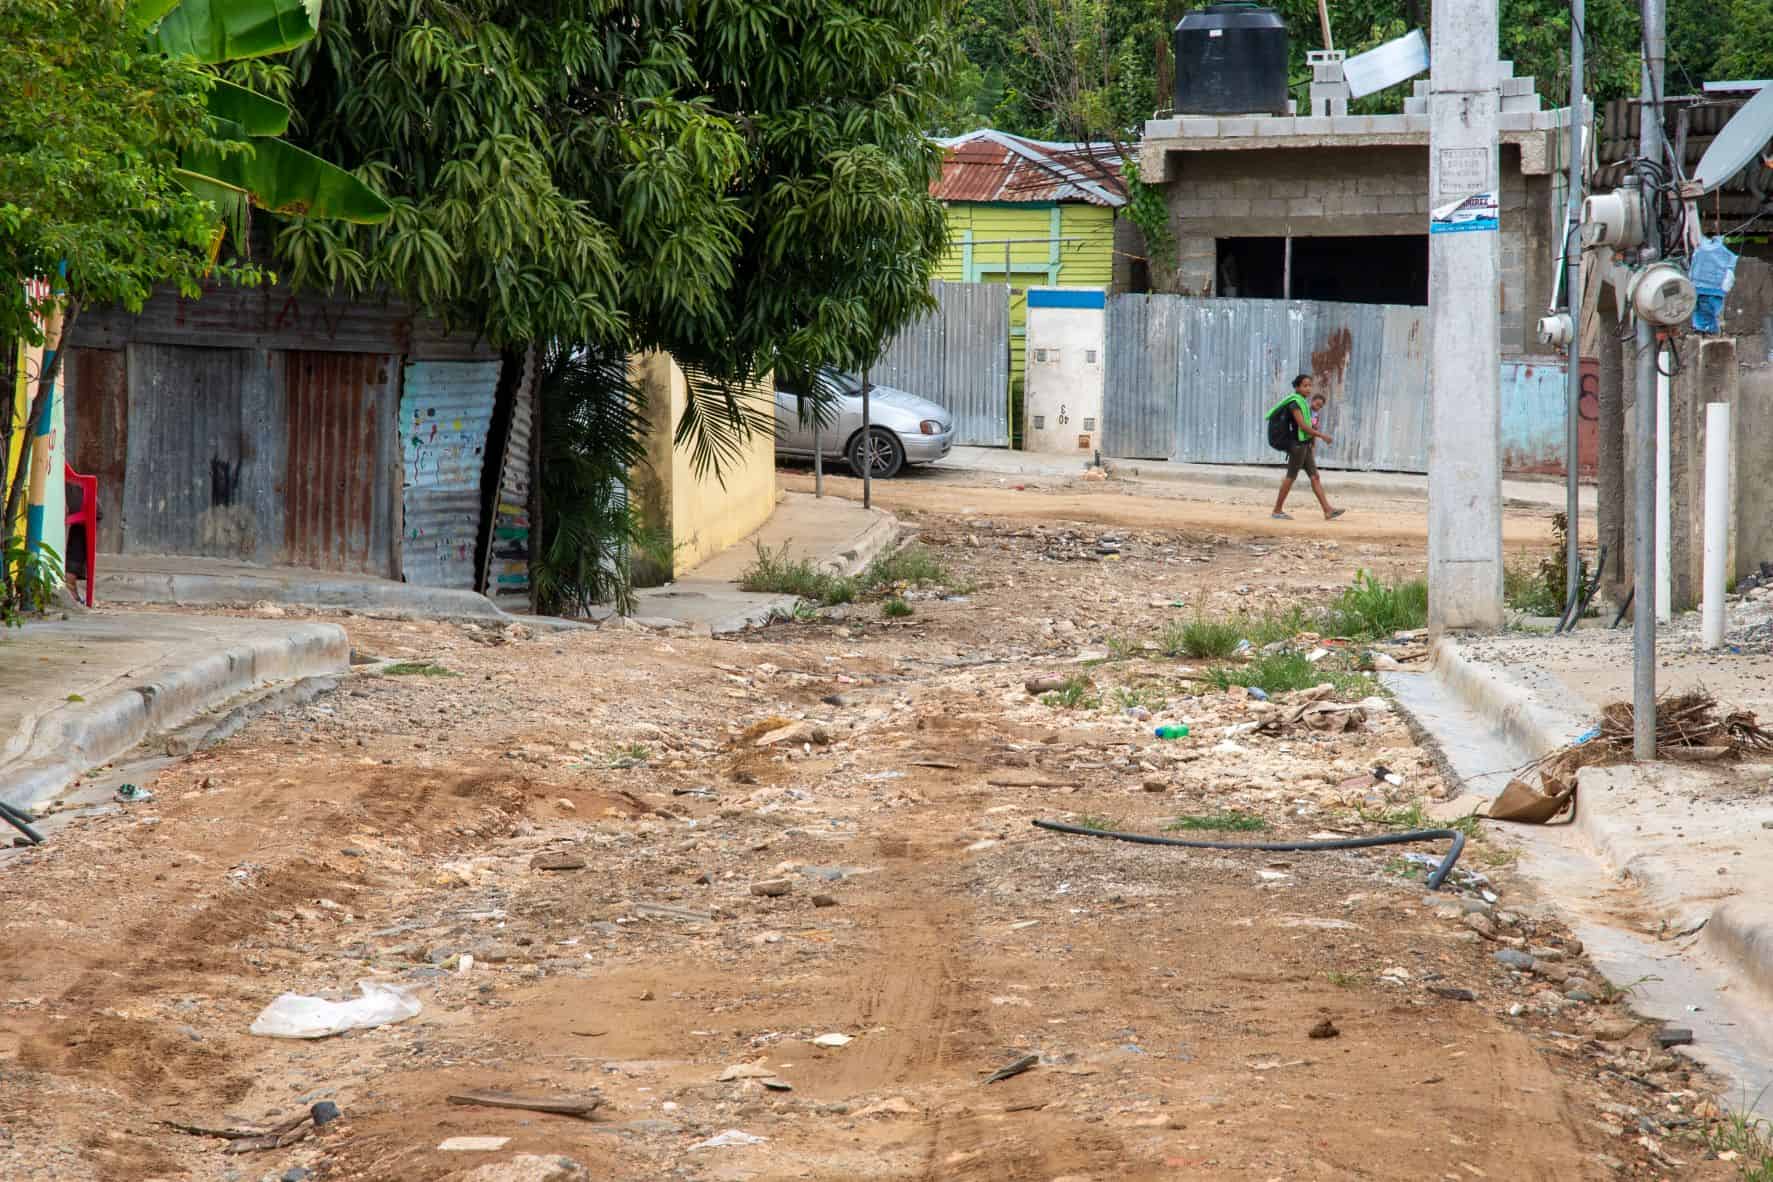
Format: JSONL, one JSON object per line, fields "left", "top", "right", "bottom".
{"left": 63, "top": 461, "right": 97, "bottom": 607}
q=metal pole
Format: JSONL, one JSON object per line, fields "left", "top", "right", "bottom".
{"left": 1564, "top": 0, "right": 1585, "bottom": 620}
{"left": 1283, "top": 234, "right": 1293, "bottom": 299}
{"left": 812, "top": 412, "right": 823, "bottom": 497}
{"left": 1632, "top": 0, "right": 1665, "bottom": 760}
{"left": 861, "top": 366, "right": 872, "bottom": 511}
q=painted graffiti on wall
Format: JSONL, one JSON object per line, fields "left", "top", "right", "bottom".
{"left": 399, "top": 359, "right": 500, "bottom": 589}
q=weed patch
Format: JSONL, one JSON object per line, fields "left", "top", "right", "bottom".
{"left": 1041, "top": 676, "right": 1100, "bottom": 710}
{"left": 382, "top": 662, "right": 457, "bottom": 677}
{"left": 862, "top": 545, "right": 951, "bottom": 591}
{"left": 1206, "top": 652, "right": 1375, "bottom": 697}
{"left": 882, "top": 597, "right": 913, "bottom": 619}
{"left": 1167, "top": 811, "right": 1268, "bottom": 833}
{"left": 1320, "top": 571, "right": 1428, "bottom": 639}
{"left": 739, "top": 542, "right": 858, "bottom": 605}
{"left": 1071, "top": 813, "right": 1122, "bottom": 832}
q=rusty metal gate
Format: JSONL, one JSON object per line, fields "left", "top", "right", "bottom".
{"left": 282, "top": 351, "right": 401, "bottom": 576}
{"left": 872, "top": 280, "right": 1011, "bottom": 447}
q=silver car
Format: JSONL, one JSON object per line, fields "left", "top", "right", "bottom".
{"left": 773, "top": 370, "right": 954, "bottom": 479}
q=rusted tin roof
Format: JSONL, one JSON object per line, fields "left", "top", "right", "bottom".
{"left": 931, "top": 130, "right": 1128, "bottom": 207}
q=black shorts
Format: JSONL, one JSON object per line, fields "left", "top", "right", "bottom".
{"left": 1285, "top": 443, "right": 1317, "bottom": 479}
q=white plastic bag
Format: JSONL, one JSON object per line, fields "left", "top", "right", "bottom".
{"left": 250, "top": 980, "right": 421, "bottom": 1039}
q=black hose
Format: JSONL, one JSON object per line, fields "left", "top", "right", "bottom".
{"left": 1611, "top": 587, "right": 1634, "bottom": 629}
{"left": 1032, "top": 819, "right": 1468, "bottom": 890}
{"left": 0, "top": 800, "right": 44, "bottom": 846}
{"left": 1557, "top": 543, "right": 1607, "bottom": 635}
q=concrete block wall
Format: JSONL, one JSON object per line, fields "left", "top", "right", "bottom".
{"left": 1618, "top": 336, "right": 1773, "bottom": 613}
{"left": 1159, "top": 145, "right": 1543, "bottom": 349}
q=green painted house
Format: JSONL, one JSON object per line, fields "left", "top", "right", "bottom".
{"left": 931, "top": 130, "right": 1129, "bottom": 429}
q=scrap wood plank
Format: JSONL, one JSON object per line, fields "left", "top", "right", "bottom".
{"left": 446, "top": 1089, "right": 603, "bottom": 1118}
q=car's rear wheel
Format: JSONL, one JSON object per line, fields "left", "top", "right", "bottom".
{"left": 848, "top": 427, "right": 905, "bottom": 480}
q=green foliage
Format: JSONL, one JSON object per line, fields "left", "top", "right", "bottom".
{"left": 1359, "top": 802, "right": 1481, "bottom": 837}
{"left": 1170, "top": 616, "right": 1243, "bottom": 660}
{"left": 1167, "top": 810, "right": 1268, "bottom": 833}
{"left": 531, "top": 345, "right": 654, "bottom": 617}
{"left": 1503, "top": 515, "right": 1586, "bottom": 618}
{"left": 2, "top": 539, "right": 62, "bottom": 629}
{"left": 1319, "top": 571, "right": 1428, "bottom": 640}
{"left": 863, "top": 545, "right": 952, "bottom": 590}
{"left": 272, "top": 0, "right": 955, "bottom": 476}
{"left": 882, "top": 597, "right": 914, "bottom": 619}
{"left": 381, "top": 661, "right": 456, "bottom": 676}
{"left": 1112, "top": 684, "right": 1166, "bottom": 710}
{"left": 1041, "top": 676, "right": 1101, "bottom": 709}
{"left": 739, "top": 543, "right": 859, "bottom": 606}
{"left": 0, "top": 0, "right": 267, "bottom": 348}
{"left": 605, "top": 743, "right": 650, "bottom": 769}
{"left": 1206, "top": 652, "right": 1375, "bottom": 697}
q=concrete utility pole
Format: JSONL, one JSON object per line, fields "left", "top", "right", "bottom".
{"left": 1426, "top": 0, "right": 1504, "bottom": 631}
{"left": 1564, "top": 0, "right": 1585, "bottom": 616}
{"left": 1632, "top": 0, "right": 1666, "bottom": 759}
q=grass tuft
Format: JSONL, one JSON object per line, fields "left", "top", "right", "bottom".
{"left": 1319, "top": 571, "right": 1428, "bottom": 640}
{"left": 1708, "top": 1096, "right": 1773, "bottom": 1181}
{"left": 1205, "top": 652, "right": 1375, "bottom": 697}
{"left": 739, "top": 542, "right": 858, "bottom": 605}
{"left": 882, "top": 597, "right": 913, "bottom": 619}
{"left": 1166, "top": 811, "right": 1269, "bottom": 833}
{"left": 1071, "top": 813, "right": 1122, "bottom": 832}
{"left": 862, "top": 544, "right": 950, "bottom": 590}
{"left": 1171, "top": 616, "right": 1243, "bottom": 659}
{"left": 382, "top": 662, "right": 457, "bottom": 677}
{"left": 1041, "top": 676, "right": 1100, "bottom": 710}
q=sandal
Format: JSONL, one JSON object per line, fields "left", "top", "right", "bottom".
{"left": 1270, "top": 512, "right": 1293, "bottom": 520}
{"left": 1326, "top": 508, "right": 1346, "bottom": 520}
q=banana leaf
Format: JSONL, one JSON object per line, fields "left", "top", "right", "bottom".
{"left": 145, "top": 0, "right": 323, "bottom": 63}
{"left": 181, "top": 138, "right": 392, "bottom": 223}
{"left": 206, "top": 78, "right": 290, "bottom": 136}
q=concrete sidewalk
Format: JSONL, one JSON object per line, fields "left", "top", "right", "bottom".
{"left": 1388, "top": 599, "right": 1773, "bottom": 1103}
{"left": 1, "top": 611, "right": 348, "bottom": 811}
{"left": 937, "top": 445, "right": 1596, "bottom": 511}
{"left": 631, "top": 490, "right": 900, "bottom": 634}
{"left": 98, "top": 554, "right": 511, "bottom": 620}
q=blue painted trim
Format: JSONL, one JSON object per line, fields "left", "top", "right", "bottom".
{"left": 1027, "top": 288, "right": 1106, "bottom": 310}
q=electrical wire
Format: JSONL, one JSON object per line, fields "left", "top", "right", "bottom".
{"left": 1031, "top": 819, "right": 1469, "bottom": 891}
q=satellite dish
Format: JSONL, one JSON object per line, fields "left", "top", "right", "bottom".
{"left": 1692, "top": 82, "right": 1773, "bottom": 193}
{"left": 1342, "top": 29, "right": 1429, "bottom": 99}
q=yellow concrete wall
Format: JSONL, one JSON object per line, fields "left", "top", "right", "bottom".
{"left": 631, "top": 353, "right": 778, "bottom": 579}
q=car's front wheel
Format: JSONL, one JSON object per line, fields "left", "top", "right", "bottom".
{"left": 848, "top": 427, "right": 905, "bottom": 480}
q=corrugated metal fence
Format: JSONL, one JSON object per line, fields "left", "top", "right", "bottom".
{"left": 1102, "top": 295, "right": 1432, "bottom": 469}
{"left": 873, "top": 281, "right": 1010, "bottom": 446}
{"left": 400, "top": 360, "right": 502, "bottom": 590}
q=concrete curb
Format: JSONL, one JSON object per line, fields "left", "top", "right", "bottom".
{"left": 100, "top": 569, "right": 509, "bottom": 620}
{"left": 1426, "top": 636, "right": 1590, "bottom": 758}
{"left": 1, "top": 621, "right": 349, "bottom": 812}
{"left": 1707, "top": 902, "right": 1773, "bottom": 1000}
{"left": 1423, "top": 634, "right": 1773, "bottom": 1010}
{"left": 820, "top": 510, "right": 904, "bottom": 577}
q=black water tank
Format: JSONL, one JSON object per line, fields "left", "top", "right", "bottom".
{"left": 1174, "top": 3, "right": 1290, "bottom": 117}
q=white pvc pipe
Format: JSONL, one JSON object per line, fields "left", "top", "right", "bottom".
{"left": 1656, "top": 356, "right": 1672, "bottom": 624}
{"left": 1703, "top": 401, "right": 1730, "bottom": 649}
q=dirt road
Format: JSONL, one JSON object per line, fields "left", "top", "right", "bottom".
{"left": 0, "top": 476, "right": 1723, "bottom": 1181}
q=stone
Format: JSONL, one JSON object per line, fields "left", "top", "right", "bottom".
{"left": 439, "top": 1136, "right": 512, "bottom": 1151}
{"left": 750, "top": 879, "right": 793, "bottom": 897}
{"left": 1307, "top": 1018, "right": 1340, "bottom": 1039}
{"left": 1463, "top": 913, "right": 1498, "bottom": 940}
{"left": 812, "top": 894, "right": 838, "bottom": 908}
{"left": 719, "top": 1063, "right": 778, "bottom": 1081}
{"left": 1429, "top": 986, "right": 1477, "bottom": 1001}
{"left": 310, "top": 1101, "right": 341, "bottom": 1126}
{"left": 282, "top": 1170, "right": 313, "bottom": 1182}
{"left": 458, "top": 1154, "right": 590, "bottom": 1182}
{"left": 1530, "top": 959, "right": 1570, "bottom": 983}
{"left": 1590, "top": 1018, "right": 1639, "bottom": 1042}
{"left": 530, "top": 852, "right": 587, "bottom": 871}
{"left": 1526, "top": 946, "right": 1565, "bottom": 962}
{"left": 1493, "top": 949, "right": 1535, "bottom": 970}
{"left": 854, "top": 1096, "right": 916, "bottom": 1118}
{"left": 812, "top": 1032, "right": 852, "bottom": 1048}
{"left": 1656, "top": 1026, "right": 1694, "bottom": 1048}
